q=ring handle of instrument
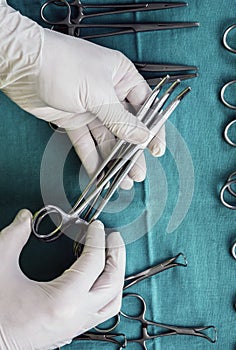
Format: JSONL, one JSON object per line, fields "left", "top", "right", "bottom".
{"left": 231, "top": 241, "right": 236, "bottom": 260}
{"left": 223, "top": 24, "right": 236, "bottom": 53}
{"left": 94, "top": 313, "right": 121, "bottom": 333}
{"left": 32, "top": 205, "right": 68, "bottom": 241}
{"left": 224, "top": 120, "right": 236, "bottom": 147}
{"left": 220, "top": 179, "right": 236, "bottom": 209}
{"left": 220, "top": 80, "right": 236, "bottom": 110}
{"left": 226, "top": 171, "right": 236, "bottom": 196}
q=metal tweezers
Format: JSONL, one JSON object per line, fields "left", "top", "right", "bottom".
{"left": 41, "top": 0, "right": 199, "bottom": 38}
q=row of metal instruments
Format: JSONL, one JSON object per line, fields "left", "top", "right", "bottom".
{"left": 220, "top": 25, "right": 236, "bottom": 261}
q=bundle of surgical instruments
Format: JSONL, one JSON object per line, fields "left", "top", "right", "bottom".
{"left": 32, "top": 77, "right": 191, "bottom": 255}
{"left": 219, "top": 25, "right": 236, "bottom": 262}
{"left": 56, "top": 253, "right": 217, "bottom": 349}
{"left": 40, "top": 1, "right": 199, "bottom": 84}
{"left": 41, "top": 0, "right": 199, "bottom": 39}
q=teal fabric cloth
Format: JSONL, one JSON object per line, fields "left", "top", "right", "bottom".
{"left": 1, "top": 0, "right": 236, "bottom": 349}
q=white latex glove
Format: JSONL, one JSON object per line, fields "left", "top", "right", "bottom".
{"left": 0, "top": 3, "right": 166, "bottom": 189}
{"left": 0, "top": 209, "right": 126, "bottom": 350}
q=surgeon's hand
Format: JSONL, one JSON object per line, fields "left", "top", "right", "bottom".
{"left": 0, "top": 209, "right": 125, "bottom": 350}
{"left": 0, "top": 3, "right": 166, "bottom": 189}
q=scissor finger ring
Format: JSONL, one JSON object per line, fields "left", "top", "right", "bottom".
{"left": 220, "top": 179, "right": 236, "bottom": 209}
{"left": 94, "top": 313, "right": 120, "bottom": 333}
{"left": 223, "top": 24, "right": 236, "bottom": 53}
{"left": 224, "top": 120, "right": 236, "bottom": 146}
{"left": 226, "top": 172, "right": 236, "bottom": 196}
{"left": 220, "top": 80, "right": 236, "bottom": 110}
{"left": 231, "top": 241, "right": 236, "bottom": 259}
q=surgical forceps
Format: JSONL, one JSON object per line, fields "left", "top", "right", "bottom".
{"left": 32, "top": 78, "right": 191, "bottom": 247}
{"left": 57, "top": 255, "right": 187, "bottom": 349}
{"left": 94, "top": 253, "right": 188, "bottom": 332}
{"left": 123, "top": 252, "right": 187, "bottom": 290}
{"left": 94, "top": 253, "right": 217, "bottom": 346}
{"left": 119, "top": 293, "right": 217, "bottom": 349}
{"left": 121, "top": 255, "right": 216, "bottom": 347}
{"left": 41, "top": 0, "right": 199, "bottom": 39}
{"left": 221, "top": 25, "right": 236, "bottom": 109}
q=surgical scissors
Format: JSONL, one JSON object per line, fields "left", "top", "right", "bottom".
{"left": 119, "top": 293, "right": 217, "bottom": 349}
{"left": 32, "top": 78, "right": 191, "bottom": 248}
{"left": 41, "top": 0, "right": 199, "bottom": 39}
{"left": 221, "top": 25, "right": 236, "bottom": 109}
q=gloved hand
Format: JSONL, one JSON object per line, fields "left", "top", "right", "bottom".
{"left": 0, "top": 3, "right": 166, "bottom": 189}
{"left": 0, "top": 209, "right": 126, "bottom": 350}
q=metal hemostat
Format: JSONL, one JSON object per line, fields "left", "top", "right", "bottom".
{"left": 95, "top": 253, "right": 216, "bottom": 345}
{"left": 41, "top": 0, "right": 199, "bottom": 38}
{"left": 94, "top": 253, "right": 188, "bottom": 333}
{"left": 118, "top": 293, "right": 217, "bottom": 349}
{"left": 56, "top": 254, "right": 217, "bottom": 348}
{"left": 32, "top": 77, "right": 191, "bottom": 256}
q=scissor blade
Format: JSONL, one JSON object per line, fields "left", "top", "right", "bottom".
{"left": 80, "top": 22, "right": 199, "bottom": 39}
{"left": 135, "top": 62, "right": 198, "bottom": 72}
{"left": 147, "top": 73, "right": 198, "bottom": 85}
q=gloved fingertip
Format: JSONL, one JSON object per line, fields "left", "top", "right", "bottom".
{"left": 90, "top": 220, "right": 104, "bottom": 229}
{"left": 107, "top": 231, "right": 125, "bottom": 248}
{"left": 120, "top": 177, "right": 133, "bottom": 190}
{"left": 149, "top": 144, "right": 161, "bottom": 157}
{"left": 15, "top": 209, "right": 32, "bottom": 223}
{"left": 149, "top": 143, "right": 166, "bottom": 157}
